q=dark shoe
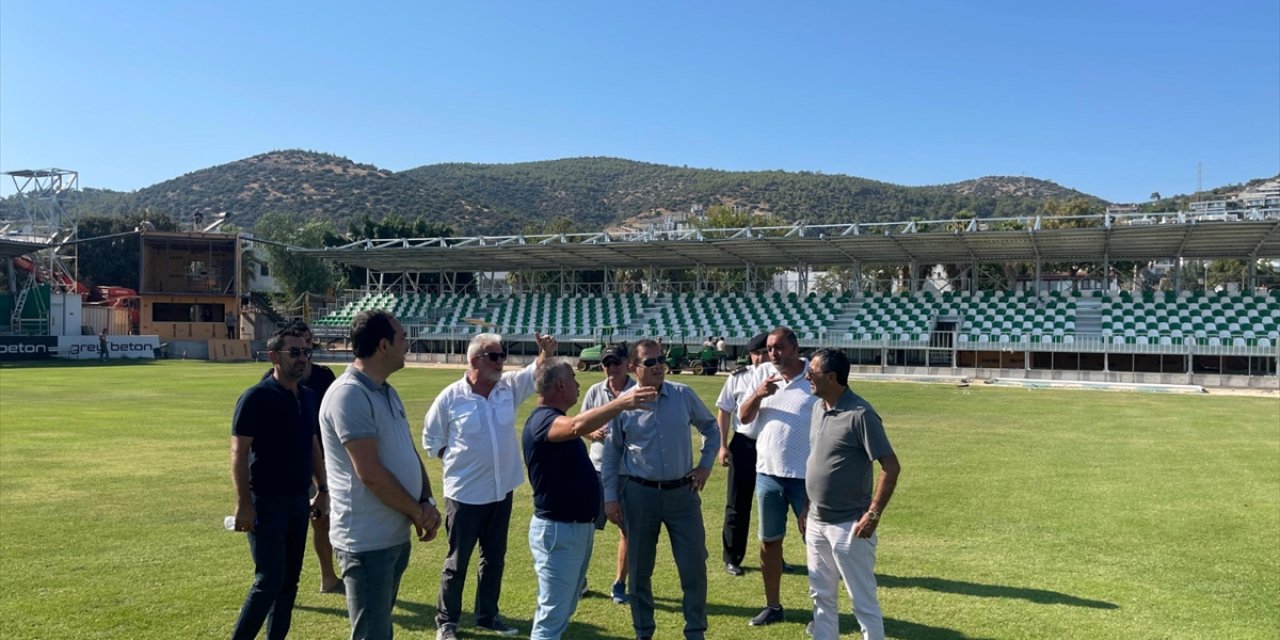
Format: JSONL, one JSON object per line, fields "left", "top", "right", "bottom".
{"left": 477, "top": 616, "right": 519, "bottom": 636}
{"left": 436, "top": 623, "right": 458, "bottom": 640}
{"left": 748, "top": 605, "right": 784, "bottom": 626}
{"left": 611, "top": 580, "right": 629, "bottom": 604}
{"left": 725, "top": 562, "right": 744, "bottom": 577}
{"left": 782, "top": 560, "right": 798, "bottom": 573}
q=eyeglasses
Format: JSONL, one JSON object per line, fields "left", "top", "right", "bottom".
{"left": 639, "top": 356, "right": 668, "bottom": 368}
{"left": 602, "top": 356, "right": 623, "bottom": 367}
{"left": 277, "top": 347, "right": 313, "bottom": 359}
{"left": 483, "top": 351, "right": 508, "bottom": 362}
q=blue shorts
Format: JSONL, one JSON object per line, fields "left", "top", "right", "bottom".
{"left": 755, "top": 473, "right": 806, "bottom": 542}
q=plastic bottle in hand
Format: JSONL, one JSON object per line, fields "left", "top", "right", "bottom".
{"left": 224, "top": 515, "right": 238, "bottom": 531}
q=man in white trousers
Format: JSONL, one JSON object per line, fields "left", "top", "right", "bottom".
{"left": 800, "top": 348, "right": 900, "bottom": 640}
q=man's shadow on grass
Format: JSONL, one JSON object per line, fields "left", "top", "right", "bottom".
{"left": 298, "top": 599, "right": 611, "bottom": 637}
{"left": 878, "top": 574, "right": 1118, "bottom": 609}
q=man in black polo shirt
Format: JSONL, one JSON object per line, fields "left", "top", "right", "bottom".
{"left": 522, "top": 358, "right": 656, "bottom": 640}
{"left": 259, "top": 320, "right": 341, "bottom": 594}
{"left": 230, "top": 325, "right": 329, "bottom": 640}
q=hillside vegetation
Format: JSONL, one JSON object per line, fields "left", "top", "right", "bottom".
{"left": 3, "top": 150, "right": 1115, "bottom": 235}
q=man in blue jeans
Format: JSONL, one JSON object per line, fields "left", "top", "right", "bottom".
{"left": 522, "top": 358, "right": 656, "bottom": 640}
{"left": 737, "top": 327, "right": 817, "bottom": 626}
{"left": 321, "top": 310, "right": 442, "bottom": 640}
{"left": 229, "top": 325, "right": 329, "bottom": 640}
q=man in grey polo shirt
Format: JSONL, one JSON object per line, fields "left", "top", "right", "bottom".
{"left": 602, "top": 338, "right": 719, "bottom": 640}
{"left": 800, "top": 348, "right": 900, "bottom": 640}
{"left": 321, "top": 309, "right": 442, "bottom": 640}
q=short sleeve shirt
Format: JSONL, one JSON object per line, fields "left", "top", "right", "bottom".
{"left": 806, "top": 388, "right": 894, "bottom": 524}
{"left": 320, "top": 366, "right": 423, "bottom": 553}
{"left": 232, "top": 377, "right": 316, "bottom": 498}
{"left": 749, "top": 360, "right": 818, "bottom": 479}
{"left": 523, "top": 406, "right": 600, "bottom": 523}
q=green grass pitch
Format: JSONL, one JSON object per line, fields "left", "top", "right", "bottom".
{"left": 1, "top": 360, "right": 1277, "bottom": 639}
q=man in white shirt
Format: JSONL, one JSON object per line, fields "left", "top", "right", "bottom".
{"left": 737, "top": 327, "right": 817, "bottom": 627}
{"left": 715, "top": 332, "right": 770, "bottom": 577}
{"left": 423, "top": 332, "right": 557, "bottom": 640}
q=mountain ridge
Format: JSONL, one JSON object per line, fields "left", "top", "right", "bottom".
{"left": 2, "top": 149, "right": 1242, "bottom": 236}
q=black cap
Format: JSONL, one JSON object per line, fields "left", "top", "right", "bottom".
{"left": 746, "top": 332, "right": 769, "bottom": 352}
{"left": 603, "top": 343, "right": 628, "bottom": 361}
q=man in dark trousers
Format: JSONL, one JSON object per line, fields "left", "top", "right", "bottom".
{"left": 229, "top": 325, "right": 329, "bottom": 640}
{"left": 715, "top": 332, "right": 769, "bottom": 576}
{"left": 602, "top": 338, "right": 720, "bottom": 640}
{"left": 260, "top": 320, "right": 341, "bottom": 593}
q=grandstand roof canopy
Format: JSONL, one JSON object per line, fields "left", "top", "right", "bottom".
{"left": 295, "top": 213, "right": 1280, "bottom": 273}
{"left": 0, "top": 237, "right": 52, "bottom": 260}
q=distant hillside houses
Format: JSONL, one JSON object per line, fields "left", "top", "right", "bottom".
{"left": 1187, "top": 180, "right": 1280, "bottom": 214}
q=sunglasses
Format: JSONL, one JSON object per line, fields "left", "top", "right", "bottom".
{"left": 277, "top": 347, "right": 313, "bottom": 359}
{"left": 602, "top": 356, "right": 623, "bottom": 367}
{"left": 638, "top": 356, "right": 668, "bottom": 368}
{"left": 483, "top": 351, "right": 508, "bottom": 362}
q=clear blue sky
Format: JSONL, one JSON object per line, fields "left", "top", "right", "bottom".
{"left": 2, "top": 1, "right": 1277, "bottom": 203}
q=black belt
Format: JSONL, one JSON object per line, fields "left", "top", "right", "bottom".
{"left": 628, "top": 475, "right": 692, "bottom": 490}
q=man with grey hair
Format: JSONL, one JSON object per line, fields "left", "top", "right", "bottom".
{"left": 522, "top": 358, "right": 656, "bottom": 640}
{"left": 423, "top": 332, "right": 558, "bottom": 640}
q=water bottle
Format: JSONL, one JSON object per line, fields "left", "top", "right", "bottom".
{"left": 224, "top": 515, "right": 238, "bottom": 531}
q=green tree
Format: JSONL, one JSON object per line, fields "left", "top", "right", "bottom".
{"left": 254, "top": 212, "right": 338, "bottom": 300}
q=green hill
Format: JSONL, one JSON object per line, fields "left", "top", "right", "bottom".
{"left": 2, "top": 150, "right": 1117, "bottom": 235}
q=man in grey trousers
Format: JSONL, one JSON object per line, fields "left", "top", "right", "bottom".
{"left": 602, "top": 338, "right": 720, "bottom": 640}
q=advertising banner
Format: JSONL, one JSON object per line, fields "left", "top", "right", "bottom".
{"left": 57, "top": 335, "right": 160, "bottom": 360}
{"left": 0, "top": 336, "right": 58, "bottom": 361}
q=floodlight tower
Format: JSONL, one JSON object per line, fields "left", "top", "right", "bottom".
{"left": 3, "top": 168, "right": 80, "bottom": 332}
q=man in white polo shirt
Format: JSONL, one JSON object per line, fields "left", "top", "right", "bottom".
{"left": 737, "top": 327, "right": 816, "bottom": 627}
{"left": 423, "top": 331, "right": 557, "bottom": 640}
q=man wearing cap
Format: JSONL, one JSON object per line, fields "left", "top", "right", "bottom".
{"left": 716, "top": 332, "right": 771, "bottom": 577}
{"left": 423, "top": 331, "right": 558, "bottom": 640}
{"left": 602, "top": 338, "right": 719, "bottom": 640}
{"left": 582, "top": 344, "right": 635, "bottom": 605}
{"left": 801, "top": 348, "right": 899, "bottom": 640}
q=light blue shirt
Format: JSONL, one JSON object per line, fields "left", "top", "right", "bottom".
{"left": 583, "top": 376, "right": 635, "bottom": 472}
{"left": 601, "top": 381, "right": 719, "bottom": 503}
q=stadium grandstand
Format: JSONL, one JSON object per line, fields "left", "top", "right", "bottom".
{"left": 297, "top": 211, "right": 1280, "bottom": 386}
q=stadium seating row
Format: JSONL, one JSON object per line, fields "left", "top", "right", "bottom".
{"left": 312, "top": 289, "right": 1280, "bottom": 347}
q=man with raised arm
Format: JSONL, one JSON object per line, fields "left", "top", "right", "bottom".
{"left": 423, "top": 332, "right": 558, "bottom": 640}
{"left": 523, "top": 358, "right": 657, "bottom": 640}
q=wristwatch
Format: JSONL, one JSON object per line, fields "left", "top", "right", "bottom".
{"left": 865, "top": 509, "right": 880, "bottom": 522}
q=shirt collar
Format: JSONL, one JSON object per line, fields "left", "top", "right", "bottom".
{"left": 346, "top": 365, "right": 386, "bottom": 393}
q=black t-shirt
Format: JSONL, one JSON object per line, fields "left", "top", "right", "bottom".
{"left": 261, "top": 364, "right": 336, "bottom": 436}
{"left": 522, "top": 406, "right": 600, "bottom": 523}
{"left": 232, "top": 376, "right": 317, "bottom": 497}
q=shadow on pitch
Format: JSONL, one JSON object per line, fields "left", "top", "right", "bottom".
{"left": 878, "top": 574, "right": 1118, "bottom": 609}
{"left": 297, "top": 599, "right": 611, "bottom": 637}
